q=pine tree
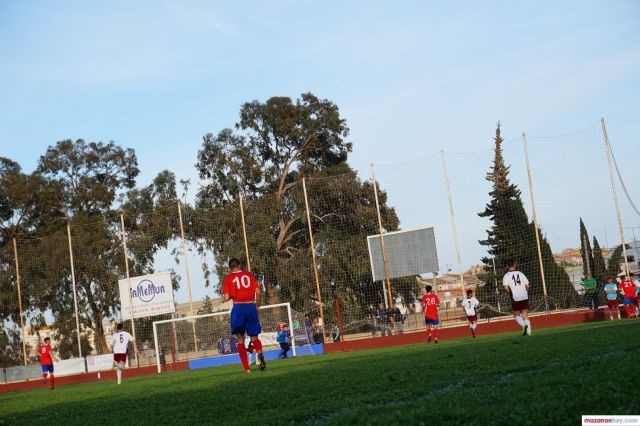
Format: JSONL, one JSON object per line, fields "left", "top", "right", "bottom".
{"left": 478, "top": 123, "right": 572, "bottom": 310}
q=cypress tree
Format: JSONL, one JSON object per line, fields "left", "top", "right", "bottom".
{"left": 579, "top": 218, "right": 594, "bottom": 277}
{"left": 478, "top": 123, "right": 572, "bottom": 310}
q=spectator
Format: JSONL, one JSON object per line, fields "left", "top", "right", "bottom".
{"left": 330, "top": 324, "right": 341, "bottom": 342}
{"left": 392, "top": 307, "right": 405, "bottom": 334}
{"left": 376, "top": 303, "right": 392, "bottom": 336}
{"left": 604, "top": 277, "right": 621, "bottom": 320}
{"left": 304, "top": 314, "right": 313, "bottom": 343}
{"left": 312, "top": 318, "right": 324, "bottom": 343}
{"left": 582, "top": 274, "right": 598, "bottom": 310}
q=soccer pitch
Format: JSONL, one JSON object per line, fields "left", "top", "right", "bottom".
{"left": 1, "top": 321, "right": 637, "bottom": 425}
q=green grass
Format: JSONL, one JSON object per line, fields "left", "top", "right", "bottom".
{"left": 1, "top": 321, "right": 638, "bottom": 425}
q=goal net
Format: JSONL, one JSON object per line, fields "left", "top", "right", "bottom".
{"left": 152, "top": 302, "right": 312, "bottom": 373}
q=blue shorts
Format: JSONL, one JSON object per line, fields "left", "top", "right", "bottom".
{"left": 230, "top": 303, "right": 261, "bottom": 336}
{"left": 623, "top": 297, "right": 636, "bottom": 305}
{"left": 424, "top": 318, "right": 440, "bottom": 326}
{"left": 41, "top": 364, "right": 54, "bottom": 373}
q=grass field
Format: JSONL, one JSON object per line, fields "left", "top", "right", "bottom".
{"left": 1, "top": 321, "right": 638, "bottom": 425}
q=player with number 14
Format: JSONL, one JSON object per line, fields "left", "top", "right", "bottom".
{"left": 502, "top": 259, "right": 532, "bottom": 336}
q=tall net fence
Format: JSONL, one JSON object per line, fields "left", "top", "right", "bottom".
{"left": 1, "top": 121, "right": 638, "bottom": 375}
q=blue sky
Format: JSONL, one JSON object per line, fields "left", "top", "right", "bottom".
{"left": 1, "top": 1, "right": 639, "bottom": 303}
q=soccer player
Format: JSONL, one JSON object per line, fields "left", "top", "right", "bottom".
{"left": 276, "top": 322, "right": 291, "bottom": 359}
{"left": 604, "top": 277, "right": 621, "bottom": 320}
{"left": 619, "top": 274, "right": 637, "bottom": 319}
{"left": 631, "top": 272, "right": 640, "bottom": 316}
{"left": 461, "top": 289, "right": 480, "bottom": 337}
{"left": 39, "top": 337, "right": 59, "bottom": 390}
{"left": 503, "top": 259, "right": 532, "bottom": 336}
{"left": 111, "top": 323, "right": 137, "bottom": 384}
{"left": 422, "top": 285, "right": 441, "bottom": 343}
{"left": 222, "top": 257, "right": 266, "bottom": 373}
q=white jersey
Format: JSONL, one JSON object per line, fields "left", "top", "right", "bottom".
{"left": 461, "top": 297, "right": 479, "bottom": 316}
{"left": 111, "top": 331, "right": 134, "bottom": 354}
{"left": 503, "top": 270, "right": 530, "bottom": 302}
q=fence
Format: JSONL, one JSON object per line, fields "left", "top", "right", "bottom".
{"left": 0, "top": 118, "right": 637, "bottom": 375}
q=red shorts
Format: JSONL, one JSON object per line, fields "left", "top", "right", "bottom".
{"left": 607, "top": 299, "right": 619, "bottom": 308}
{"left": 466, "top": 315, "right": 478, "bottom": 322}
{"left": 114, "top": 353, "right": 127, "bottom": 363}
{"left": 511, "top": 299, "right": 529, "bottom": 311}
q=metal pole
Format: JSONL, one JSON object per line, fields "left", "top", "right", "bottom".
{"left": 370, "top": 164, "right": 394, "bottom": 308}
{"left": 177, "top": 202, "right": 198, "bottom": 356}
{"left": 492, "top": 257, "right": 501, "bottom": 312}
{"left": 440, "top": 151, "right": 466, "bottom": 302}
{"left": 522, "top": 133, "right": 549, "bottom": 312}
{"left": 67, "top": 223, "right": 83, "bottom": 358}
{"left": 239, "top": 192, "right": 251, "bottom": 272}
{"left": 285, "top": 302, "right": 297, "bottom": 357}
{"left": 12, "top": 238, "right": 27, "bottom": 365}
{"left": 153, "top": 323, "right": 161, "bottom": 374}
{"left": 302, "top": 178, "right": 326, "bottom": 341}
{"left": 601, "top": 117, "right": 630, "bottom": 276}
{"left": 120, "top": 214, "right": 139, "bottom": 367}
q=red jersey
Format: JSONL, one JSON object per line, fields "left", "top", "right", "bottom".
{"left": 222, "top": 270, "right": 259, "bottom": 303}
{"left": 620, "top": 280, "right": 636, "bottom": 298}
{"left": 422, "top": 293, "right": 440, "bottom": 319}
{"left": 39, "top": 343, "right": 53, "bottom": 366}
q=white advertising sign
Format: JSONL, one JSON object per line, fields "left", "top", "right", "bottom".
{"left": 118, "top": 272, "right": 175, "bottom": 320}
{"left": 87, "top": 354, "right": 124, "bottom": 372}
{"left": 55, "top": 358, "right": 86, "bottom": 376}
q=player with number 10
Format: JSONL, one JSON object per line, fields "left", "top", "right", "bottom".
{"left": 222, "top": 257, "right": 266, "bottom": 373}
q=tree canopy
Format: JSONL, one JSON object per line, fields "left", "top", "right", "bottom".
{"left": 193, "top": 93, "right": 402, "bottom": 318}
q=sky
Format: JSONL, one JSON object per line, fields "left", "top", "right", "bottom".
{"left": 1, "top": 1, "right": 639, "bottom": 303}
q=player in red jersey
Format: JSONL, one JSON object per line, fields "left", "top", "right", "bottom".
{"left": 222, "top": 258, "right": 266, "bottom": 373}
{"left": 39, "top": 337, "right": 59, "bottom": 390}
{"left": 619, "top": 274, "right": 637, "bottom": 318}
{"left": 422, "top": 285, "right": 441, "bottom": 343}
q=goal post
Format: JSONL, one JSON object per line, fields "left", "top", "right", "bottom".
{"left": 153, "top": 302, "right": 303, "bottom": 374}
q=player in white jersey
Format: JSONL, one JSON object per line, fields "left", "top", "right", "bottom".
{"left": 110, "top": 323, "right": 138, "bottom": 384}
{"left": 461, "top": 289, "right": 480, "bottom": 338}
{"left": 502, "top": 259, "right": 532, "bottom": 336}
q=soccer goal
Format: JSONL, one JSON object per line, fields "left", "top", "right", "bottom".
{"left": 152, "top": 302, "right": 311, "bottom": 373}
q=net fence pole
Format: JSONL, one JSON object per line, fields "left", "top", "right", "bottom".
{"left": 12, "top": 238, "right": 27, "bottom": 365}
{"left": 370, "top": 164, "right": 393, "bottom": 308}
{"left": 492, "top": 257, "right": 501, "bottom": 312}
{"left": 120, "top": 214, "right": 139, "bottom": 367}
{"left": 239, "top": 192, "right": 251, "bottom": 272}
{"left": 601, "top": 117, "right": 630, "bottom": 276}
{"left": 67, "top": 222, "right": 83, "bottom": 357}
{"left": 302, "top": 178, "right": 326, "bottom": 341}
{"left": 153, "top": 322, "right": 161, "bottom": 374}
{"left": 440, "top": 150, "right": 466, "bottom": 301}
{"left": 177, "top": 201, "right": 198, "bottom": 356}
{"left": 522, "top": 133, "right": 549, "bottom": 312}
